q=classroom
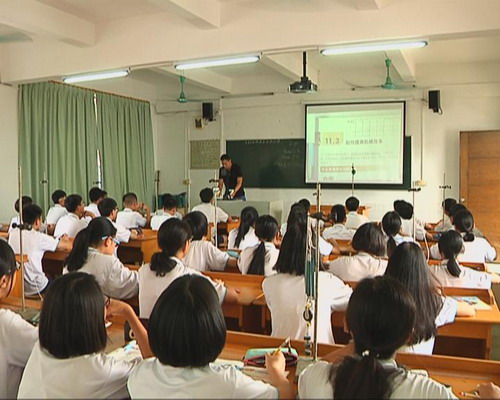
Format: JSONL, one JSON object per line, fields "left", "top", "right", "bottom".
{"left": 1, "top": 1, "right": 500, "bottom": 399}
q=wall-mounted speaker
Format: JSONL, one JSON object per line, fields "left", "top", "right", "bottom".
{"left": 202, "top": 102, "right": 214, "bottom": 121}
{"left": 428, "top": 90, "right": 442, "bottom": 114}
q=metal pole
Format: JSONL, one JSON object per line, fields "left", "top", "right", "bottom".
{"left": 17, "top": 166, "right": 26, "bottom": 311}
{"left": 213, "top": 171, "right": 219, "bottom": 248}
{"left": 40, "top": 171, "right": 49, "bottom": 216}
{"left": 313, "top": 182, "right": 321, "bottom": 361}
{"left": 439, "top": 173, "right": 451, "bottom": 231}
{"left": 154, "top": 170, "right": 160, "bottom": 212}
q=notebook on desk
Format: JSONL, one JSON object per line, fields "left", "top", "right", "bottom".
{"left": 453, "top": 296, "right": 492, "bottom": 311}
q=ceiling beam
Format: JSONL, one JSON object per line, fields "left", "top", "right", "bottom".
{"left": 157, "top": 66, "right": 232, "bottom": 93}
{"left": 146, "top": 0, "right": 220, "bottom": 29}
{"left": 350, "top": 0, "right": 386, "bottom": 10}
{"left": 261, "top": 53, "right": 319, "bottom": 84}
{"left": 0, "top": 0, "right": 95, "bottom": 46}
{"left": 386, "top": 49, "right": 416, "bottom": 82}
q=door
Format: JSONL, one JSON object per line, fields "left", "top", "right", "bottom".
{"left": 460, "top": 130, "right": 500, "bottom": 256}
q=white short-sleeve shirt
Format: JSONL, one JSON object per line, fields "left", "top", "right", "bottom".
{"left": 46, "top": 204, "right": 68, "bottom": 225}
{"left": 429, "top": 262, "right": 492, "bottom": 289}
{"left": 263, "top": 272, "right": 352, "bottom": 344}
{"left": 8, "top": 229, "right": 59, "bottom": 295}
{"left": 192, "top": 203, "right": 229, "bottom": 225}
{"left": 401, "top": 218, "right": 427, "bottom": 241}
{"left": 328, "top": 252, "right": 388, "bottom": 282}
{"left": 18, "top": 342, "right": 139, "bottom": 399}
{"left": 0, "top": 309, "right": 38, "bottom": 399}
{"left": 128, "top": 358, "right": 278, "bottom": 399}
{"left": 238, "top": 242, "right": 279, "bottom": 276}
{"left": 109, "top": 219, "right": 131, "bottom": 243}
{"left": 323, "top": 224, "right": 354, "bottom": 241}
{"left": 345, "top": 211, "right": 370, "bottom": 230}
{"left": 63, "top": 250, "right": 139, "bottom": 299}
{"left": 435, "top": 215, "right": 453, "bottom": 232}
{"left": 183, "top": 240, "right": 229, "bottom": 272}
{"left": 85, "top": 203, "right": 101, "bottom": 217}
{"left": 54, "top": 213, "right": 88, "bottom": 238}
{"left": 138, "top": 257, "right": 227, "bottom": 318}
{"left": 150, "top": 213, "right": 176, "bottom": 231}
{"left": 298, "top": 359, "right": 457, "bottom": 399}
{"left": 430, "top": 235, "right": 496, "bottom": 263}
{"left": 228, "top": 227, "right": 259, "bottom": 250}
{"left": 116, "top": 208, "right": 147, "bottom": 229}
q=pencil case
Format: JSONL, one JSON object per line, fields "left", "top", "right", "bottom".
{"left": 243, "top": 347, "right": 298, "bottom": 367}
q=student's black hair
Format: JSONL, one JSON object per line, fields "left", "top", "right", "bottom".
{"left": 330, "top": 276, "right": 416, "bottom": 399}
{"left": 382, "top": 211, "right": 402, "bottom": 258}
{"left": 394, "top": 200, "right": 413, "bottom": 220}
{"left": 443, "top": 198, "right": 457, "bottom": 215}
{"left": 286, "top": 203, "right": 308, "bottom": 231}
{"left": 39, "top": 272, "right": 107, "bottom": 359}
{"left": 98, "top": 198, "right": 118, "bottom": 218}
{"left": 65, "top": 217, "right": 117, "bottom": 272}
{"left": 150, "top": 218, "right": 192, "bottom": 276}
{"left": 51, "top": 190, "right": 66, "bottom": 205}
{"left": 88, "top": 187, "right": 107, "bottom": 203}
{"left": 0, "top": 240, "right": 17, "bottom": 279}
{"left": 183, "top": 211, "right": 208, "bottom": 241}
{"left": 122, "top": 192, "right": 138, "bottom": 206}
{"left": 199, "top": 188, "right": 214, "bottom": 203}
{"left": 22, "top": 204, "right": 43, "bottom": 225}
{"left": 449, "top": 203, "right": 467, "bottom": 223}
{"left": 149, "top": 274, "right": 226, "bottom": 368}
{"left": 14, "top": 196, "right": 32, "bottom": 212}
{"left": 351, "top": 223, "right": 386, "bottom": 257}
{"left": 385, "top": 242, "right": 442, "bottom": 345}
{"left": 220, "top": 154, "right": 231, "bottom": 161}
{"left": 247, "top": 215, "right": 278, "bottom": 276}
{"left": 330, "top": 204, "right": 346, "bottom": 224}
{"left": 453, "top": 209, "right": 475, "bottom": 242}
{"left": 297, "top": 198, "right": 311, "bottom": 212}
{"left": 438, "top": 230, "right": 463, "bottom": 278}
{"left": 162, "top": 194, "right": 178, "bottom": 211}
{"left": 234, "top": 206, "right": 259, "bottom": 248}
{"left": 345, "top": 196, "right": 359, "bottom": 212}
{"left": 274, "top": 222, "right": 306, "bottom": 276}
{"left": 64, "top": 194, "right": 83, "bottom": 213}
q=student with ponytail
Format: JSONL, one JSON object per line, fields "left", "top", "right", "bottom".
{"left": 238, "top": 215, "right": 279, "bottom": 276}
{"left": 64, "top": 217, "right": 138, "bottom": 299}
{"left": 382, "top": 211, "right": 415, "bottom": 258}
{"left": 299, "top": 276, "right": 456, "bottom": 399}
{"left": 138, "top": 218, "right": 239, "bottom": 318}
{"left": 228, "top": 206, "right": 259, "bottom": 250}
{"left": 322, "top": 204, "right": 353, "bottom": 241}
{"left": 430, "top": 230, "right": 500, "bottom": 288}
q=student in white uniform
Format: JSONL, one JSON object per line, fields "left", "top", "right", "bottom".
{"left": 54, "top": 194, "right": 92, "bottom": 238}
{"left": 344, "top": 196, "right": 370, "bottom": 230}
{"left": 394, "top": 200, "right": 429, "bottom": 241}
{"left": 151, "top": 194, "right": 179, "bottom": 231}
{"left": 18, "top": 272, "right": 152, "bottom": 399}
{"left": 182, "top": 211, "right": 237, "bottom": 272}
{"left": 98, "top": 198, "right": 138, "bottom": 244}
{"left": 238, "top": 215, "right": 280, "bottom": 276}
{"left": 298, "top": 276, "right": 457, "bottom": 399}
{"left": 385, "top": 242, "right": 475, "bottom": 355}
{"left": 228, "top": 206, "right": 259, "bottom": 250}
{"left": 0, "top": 240, "right": 38, "bottom": 399}
{"left": 64, "top": 217, "right": 139, "bottom": 299}
{"left": 7, "top": 196, "right": 32, "bottom": 234}
{"left": 128, "top": 274, "right": 294, "bottom": 399}
{"left": 328, "top": 223, "right": 388, "bottom": 282}
{"left": 45, "top": 190, "right": 67, "bottom": 235}
{"left": 116, "top": 192, "right": 151, "bottom": 229}
{"left": 192, "top": 187, "right": 232, "bottom": 226}
{"left": 263, "top": 210, "right": 352, "bottom": 344}
{"left": 323, "top": 204, "right": 354, "bottom": 241}
{"left": 138, "top": 218, "right": 239, "bottom": 318}
{"left": 434, "top": 198, "right": 457, "bottom": 232}
{"left": 9, "top": 204, "right": 72, "bottom": 296}
{"left": 429, "top": 210, "right": 496, "bottom": 262}
{"left": 84, "top": 187, "right": 107, "bottom": 217}
{"left": 430, "top": 230, "right": 500, "bottom": 289}
{"left": 382, "top": 211, "right": 416, "bottom": 258}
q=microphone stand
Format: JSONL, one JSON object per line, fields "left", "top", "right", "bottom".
{"left": 439, "top": 173, "right": 451, "bottom": 231}
{"left": 210, "top": 171, "right": 219, "bottom": 248}
{"left": 154, "top": 170, "right": 160, "bottom": 213}
{"left": 351, "top": 164, "right": 356, "bottom": 197}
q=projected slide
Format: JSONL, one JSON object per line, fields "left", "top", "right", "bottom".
{"left": 305, "top": 102, "right": 405, "bottom": 184}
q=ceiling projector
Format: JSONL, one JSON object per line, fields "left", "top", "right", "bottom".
{"left": 288, "top": 76, "right": 317, "bottom": 93}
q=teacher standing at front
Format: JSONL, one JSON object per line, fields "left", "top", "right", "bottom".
{"left": 218, "top": 154, "right": 246, "bottom": 200}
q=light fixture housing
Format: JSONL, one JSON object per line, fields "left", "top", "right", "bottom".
{"left": 321, "top": 40, "right": 428, "bottom": 56}
{"left": 63, "top": 69, "right": 129, "bottom": 84}
{"left": 175, "top": 55, "right": 260, "bottom": 70}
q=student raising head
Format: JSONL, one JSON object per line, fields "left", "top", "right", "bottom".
{"left": 18, "top": 272, "right": 151, "bottom": 398}
{"left": 138, "top": 218, "right": 239, "bottom": 319}
{"left": 263, "top": 207, "right": 352, "bottom": 344}
{"left": 151, "top": 194, "right": 179, "bottom": 231}
{"left": 64, "top": 217, "right": 139, "bottom": 299}
{"left": 192, "top": 187, "right": 231, "bottom": 226}
{"left": 393, "top": 200, "right": 428, "bottom": 241}
{"left": 98, "top": 197, "right": 138, "bottom": 244}
{"left": 128, "top": 274, "right": 294, "bottom": 399}
{"left": 116, "top": 192, "right": 151, "bottom": 229}
{"left": 238, "top": 215, "right": 280, "bottom": 276}
{"left": 0, "top": 240, "right": 38, "bottom": 399}
{"left": 344, "top": 196, "right": 370, "bottom": 230}
{"left": 46, "top": 189, "right": 68, "bottom": 232}
{"left": 85, "top": 187, "right": 107, "bottom": 217}
{"left": 385, "top": 242, "right": 475, "bottom": 355}
{"left": 182, "top": 211, "right": 237, "bottom": 272}
{"left": 227, "top": 206, "right": 259, "bottom": 250}
{"left": 328, "top": 222, "right": 388, "bottom": 282}
{"left": 54, "top": 194, "right": 90, "bottom": 238}
{"left": 430, "top": 230, "right": 500, "bottom": 288}
{"left": 299, "top": 276, "right": 455, "bottom": 399}
{"left": 382, "top": 211, "right": 415, "bottom": 258}
{"left": 322, "top": 204, "right": 353, "bottom": 241}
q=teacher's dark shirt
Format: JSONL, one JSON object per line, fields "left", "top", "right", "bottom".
{"left": 219, "top": 163, "right": 245, "bottom": 198}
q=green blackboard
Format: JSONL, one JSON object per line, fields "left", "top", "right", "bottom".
{"left": 226, "top": 137, "right": 411, "bottom": 189}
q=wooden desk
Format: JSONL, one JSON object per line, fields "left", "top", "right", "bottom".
{"left": 0, "top": 232, "right": 8, "bottom": 240}
{"left": 118, "top": 229, "right": 159, "bottom": 264}
{"left": 428, "top": 259, "right": 487, "bottom": 272}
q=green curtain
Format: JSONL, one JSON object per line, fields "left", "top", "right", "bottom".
{"left": 18, "top": 81, "right": 155, "bottom": 212}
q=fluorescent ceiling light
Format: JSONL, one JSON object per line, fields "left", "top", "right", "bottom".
{"left": 175, "top": 55, "right": 260, "bottom": 70}
{"left": 63, "top": 69, "right": 129, "bottom": 84}
{"left": 321, "top": 40, "right": 428, "bottom": 56}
